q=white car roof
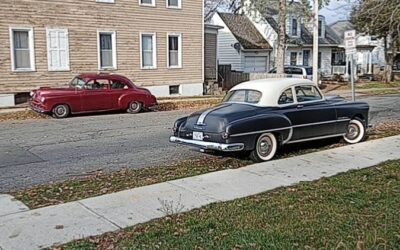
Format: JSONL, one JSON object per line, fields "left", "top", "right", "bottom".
{"left": 229, "top": 78, "right": 322, "bottom": 107}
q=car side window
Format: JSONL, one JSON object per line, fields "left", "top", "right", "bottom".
{"left": 85, "top": 79, "right": 109, "bottom": 90}
{"left": 111, "top": 80, "right": 128, "bottom": 90}
{"left": 295, "top": 86, "right": 322, "bottom": 102}
{"left": 284, "top": 68, "right": 291, "bottom": 74}
{"left": 278, "top": 88, "right": 294, "bottom": 105}
{"left": 291, "top": 68, "right": 303, "bottom": 75}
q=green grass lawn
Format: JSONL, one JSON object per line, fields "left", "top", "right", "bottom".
{"left": 64, "top": 160, "right": 400, "bottom": 250}
{"left": 356, "top": 80, "right": 400, "bottom": 89}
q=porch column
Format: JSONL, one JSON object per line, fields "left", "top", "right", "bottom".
{"left": 368, "top": 50, "right": 373, "bottom": 74}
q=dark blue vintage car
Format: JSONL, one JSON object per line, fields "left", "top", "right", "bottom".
{"left": 170, "top": 79, "right": 369, "bottom": 162}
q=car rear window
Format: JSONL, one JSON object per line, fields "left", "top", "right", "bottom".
{"left": 223, "top": 89, "right": 262, "bottom": 104}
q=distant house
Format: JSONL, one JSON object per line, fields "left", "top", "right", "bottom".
{"left": 0, "top": 0, "right": 203, "bottom": 97}
{"left": 330, "top": 20, "right": 386, "bottom": 76}
{"left": 210, "top": 12, "right": 273, "bottom": 73}
{"left": 243, "top": 2, "right": 342, "bottom": 76}
{"left": 204, "top": 24, "right": 223, "bottom": 82}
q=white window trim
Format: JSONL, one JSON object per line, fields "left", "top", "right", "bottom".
{"left": 96, "top": 0, "right": 114, "bottom": 3}
{"left": 46, "top": 28, "right": 70, "bottom": 71}
{"left": 140, "top": 32, "right": 157, "bottom": 70}
{"left": 139, "top": 0, "right": 155, "bottom": 7}
{"left": 97, "top": 30, "right": 117, "bottom": 70}
{"left": 167, "top": 33, "right": 182, "bottom": 69}
{"left": 9, "top": 26, "right": 36, "bottom": 72}
{"left": 166, "top": 0, "right": 181, "bottom": 9}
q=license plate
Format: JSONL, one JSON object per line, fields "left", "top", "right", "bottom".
{"left": 193, "top": 131, "right": 204, "bottom": 141}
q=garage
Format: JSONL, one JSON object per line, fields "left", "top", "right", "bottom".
{"left": 244, "top": 56, "right": 268, "bottom": 73}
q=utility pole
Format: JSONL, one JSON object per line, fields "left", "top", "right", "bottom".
{"left": 312, "top": 0, "right": 319, "bottom": 85}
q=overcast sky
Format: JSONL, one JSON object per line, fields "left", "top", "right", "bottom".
{"left": 320, "top": 0, "right": 357, "bottom": 24}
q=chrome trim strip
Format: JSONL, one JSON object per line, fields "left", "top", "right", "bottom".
{"left": 229, "top": 119, "right": 350, "bottom": 138}
{"left": 291, "top": 119, "right": 350, "bottom": 128}
{"left": 282, "top": 127, "right": 293, "bottom": 144}
{"left": 286, "top": 133, "right": 346, "bottom": 144}
{"left": 229, "top": 127, "right": 293, "bottom": 137}
{"left": 170, "top": 136, "right": 244, "bottom": 152}
{"left": 196, "top": 104, "right": 230, "bottom": 125}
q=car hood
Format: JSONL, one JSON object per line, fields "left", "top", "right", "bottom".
{"left": 183, "top": 103, "right": 261, "bottom": 133}
{"left": 32, "top": 87, "right": 78, "bottom": 97}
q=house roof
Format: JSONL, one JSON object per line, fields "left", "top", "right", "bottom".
{"left": 329, "top": 20, "right": 354, "bottom": 42}
{"left": 218, "top": 12, "right": 272, "bottom": 50}
{"left": 265, "top": 16, "right": 340, "bottom": 46}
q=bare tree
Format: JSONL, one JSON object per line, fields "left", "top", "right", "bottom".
{"left": 352, "top": 0, "right": 400, "bottom": 82}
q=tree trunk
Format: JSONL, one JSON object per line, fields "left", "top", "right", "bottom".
{"left": 276, "top": 0, "right": 286, "bottom": 74}
{"left": 384, "top": 34, "right": 394, "bottom": 83}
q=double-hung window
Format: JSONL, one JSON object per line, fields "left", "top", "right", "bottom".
{"left": 140, "top": 0, "right": 155, "bottom": 6}
{"left": 98, "top": 31, "right": 117, "bottom": 70}
{"left": 167, "top": 34, "right": 182, "bottom": 68}
{"left": 10, "top": 27, "right": 35, "bottom": 71}
{"left": 47, "top": 28, "right": 70, "bottom": 71}
{"left": 291, "top": 18, "right": 298, "bottom": 36}
{"left": 141, "top": 33, "right": 157, "bottom": 69}
{"left": 167, "top": 0, "right": 181, "bottom": 8}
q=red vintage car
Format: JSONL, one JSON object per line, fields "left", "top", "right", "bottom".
{"left": 30, "top": 73, "right": 158, "bottom": 118}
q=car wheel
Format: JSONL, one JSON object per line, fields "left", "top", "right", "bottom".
{"left": 250, "top": 133, "right": 278, "bottom": 162}
{"left": 52, "top": 104, "right": 70, "bottom": 119}
{"left": 127, "top": 101, "right": 142, "bottom": 114}
{"left": 343, "top": 118, "right": 366, "bottom": 144}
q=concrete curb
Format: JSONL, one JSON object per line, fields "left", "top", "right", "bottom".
{"left": 0, "top": 135, "right": 399, "bottom": 249}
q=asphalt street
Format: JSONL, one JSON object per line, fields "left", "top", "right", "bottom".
{"left": 0, "top": 94, "right": 399, "bottom": 192}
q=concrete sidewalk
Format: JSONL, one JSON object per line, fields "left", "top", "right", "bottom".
{"left": 0, "top": 135, "right": 399, "bottom": 250}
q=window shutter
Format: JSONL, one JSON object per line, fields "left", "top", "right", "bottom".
{"left": 47, "top": 29, "right": 70, "bottom": 71}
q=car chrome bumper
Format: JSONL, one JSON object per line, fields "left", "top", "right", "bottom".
{"left": 29, "top": 101, "right": 50, "bottom": 113}
{"left": 169, "top": 136, "right": 244, "bottom": 152}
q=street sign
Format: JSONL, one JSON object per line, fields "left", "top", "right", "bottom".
{"left": 345, "top": 30, "right": 356, "bottom": 55}
{"left": 344, "top": 30, "right": 357, "bottom": 101}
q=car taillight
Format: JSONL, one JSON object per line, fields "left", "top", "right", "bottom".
{"left": 303, "top": 76, "right": 307, "bottom": 79}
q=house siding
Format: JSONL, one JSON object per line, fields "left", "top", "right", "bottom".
{"left": 211, "top": 14, "right": 243, "bottom": 71}
{"left": 204, "top": 32, "right": 218, "bottom": 80}
{"left": 0, "top": 0, "right": 203, "bottom": 94}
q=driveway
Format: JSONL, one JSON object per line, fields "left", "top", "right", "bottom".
{"left": 0, "top": 94, "right": 399, "bottom": 192}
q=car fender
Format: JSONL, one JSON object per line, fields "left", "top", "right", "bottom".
{"left": 118, "top": 93, "right": 146, "bottom": 108}
{"left": 226, "top": 113, "right": 293, "bottom": 143}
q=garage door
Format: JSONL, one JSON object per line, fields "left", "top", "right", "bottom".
{"left": 244, "top": 56, "right": 267, "bottom": 72}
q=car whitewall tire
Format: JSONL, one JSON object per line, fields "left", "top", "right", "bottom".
{"left": 250, "top": 133, "right": 278, "bottom": 162}
{"left": 127, "top": 101, "right": 142, "bottom": 114}
{"left": 52, "top": 104, "right": 70, "bottom": 119}
{"left": 343, "top": 118, "right": 366, "bottom": 144}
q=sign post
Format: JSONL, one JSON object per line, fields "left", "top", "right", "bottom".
{"left": 345, "top": 30, "right": 357, "bottom": 101}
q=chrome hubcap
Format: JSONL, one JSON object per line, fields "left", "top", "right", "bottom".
{"left": 130, "top": 102, "right": 138, "bottom": 110}
{"left": 258, "top": 137, "right": 272, "bottom": 157}
{"left": 56, "top": 106, "right": 66, "bottom": 116}
{"left": 346, "top": 123, "right": 359, "bottom": 140}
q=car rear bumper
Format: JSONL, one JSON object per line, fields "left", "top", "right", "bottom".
{"left": 169, "top": 136, "right": 244, "bottom": 152}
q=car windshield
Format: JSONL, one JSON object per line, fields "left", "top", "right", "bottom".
{"left": 69, "top": 77, "right": 86, "bottom": 89}
{"left": 223, "top": 89, "right": 262, "bottom": 104}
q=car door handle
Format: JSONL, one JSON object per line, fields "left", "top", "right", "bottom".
{"left": 297, "top": 104, "right": 304, "bottom": 109}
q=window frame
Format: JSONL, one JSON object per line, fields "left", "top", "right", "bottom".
{"left": 294, "top": 85, "right": 324, "bottom": 104}
{"left": 140, "top": 32, "right": 157, "bottom": 70}
{"left": 167, "top": 33, "right": 182, "bottom": 69}
{"left": 96, "top": 0, "right": 115, "bottom": 3}
{"left": 166, "top": 0, "right": 181, "bottom": 9}
{"left": 139, "top": 0, "right": 155, "bottom": 7}
{"left": 46, "top": 28, "right": 70, "bottom": 72}
{"left": 9, "top": 26, "right": 36, "bottom": 72}
{"left": 278, "top": 87, "right": 295, "bottom": 106}
{"left": 97, "top": 30, "right": 117, "bottom": 70}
